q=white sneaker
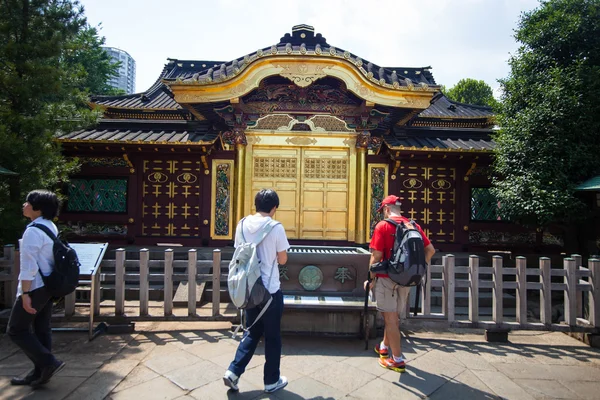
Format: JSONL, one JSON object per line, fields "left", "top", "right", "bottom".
{"left": 223, "top": 370, "right": 239, "bottom": 391}
{"left": 264, "top": 376, "right": 288, "bottom": 393}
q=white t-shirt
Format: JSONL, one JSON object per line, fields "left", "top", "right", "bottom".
{"left": 233, "top": 214, "right": 290, "bottom": 294}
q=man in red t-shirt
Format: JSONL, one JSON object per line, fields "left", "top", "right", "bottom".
{"left": 369, "top": 195, "right": 435, "bottom": 372}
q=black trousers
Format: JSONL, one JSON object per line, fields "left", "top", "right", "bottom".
{"left": 7, "top": 286, "right": 57, "bottom": 372}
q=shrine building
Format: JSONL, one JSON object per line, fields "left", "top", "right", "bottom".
{"left": 57, "top": 25, "right": 506, "bottom": 252}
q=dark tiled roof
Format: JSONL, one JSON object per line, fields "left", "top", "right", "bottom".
{"left": 419, "top": 94, "right": 494, "bottom": 119}
{"left": 56, "top": 120, "right": 217, "bottom": 144}
{"left": 90, "top": 60, "right": 226, "bottom": 110}
{"left": 385, "top": 127, "right": 495, "bottom": 152}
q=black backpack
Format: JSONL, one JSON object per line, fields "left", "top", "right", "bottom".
{"left": 370, "top": 219, "right": 427, "bottom": 315}
{"left": 31, "top": 223, "right": 80, "bottom": 297}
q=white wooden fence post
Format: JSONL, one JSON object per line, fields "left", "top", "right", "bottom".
{"left": 64, "top": 291, "right": 76, "bottom": 317}
{"left": 492, "top": 255, "right": 503, "bottom": 324}
{"left": 188, "top": 249, "right": 197, "bottom": 316}
{"left": 469, "top": 255, "right": 479, "bottom": 323}
{"left": 164, "top": 249, "right": 173, "bottom": 316}
{"left": 589, "top": 258, "right": 600, "bottom": 328}
{"left": 139, "top": 249, "right": 149, "bottom": 316}
{"left": 540, "top": 257, "right": 552, "bottom": 325}
{"left": 516, "top": 256, "right": 527, "bottom": 325}
{"left": 423, "top": 256, "right": 432, "bottom": 316}
{"left": 571, "top": 254, "right": 584, "bottom": 322}
{"left": 115, "top": 248, "right": 125, "bottom": 316}
{"left": 212, "top": 249, "right": 222, "bottom": 317}
{"left": 444, "top": 254, "right": 455, "bottom": 322}
{"left": 565, "top": 258, "right": 577, "bottom": 326}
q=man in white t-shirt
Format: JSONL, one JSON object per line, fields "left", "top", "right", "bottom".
{"left": 223, "top": 189, "right": 290, "bottom": 394}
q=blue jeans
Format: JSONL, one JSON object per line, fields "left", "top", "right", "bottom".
{"left": 228, "top": 290, "right": 284, "bottom": 385}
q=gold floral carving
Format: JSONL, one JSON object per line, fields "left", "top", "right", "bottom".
{"left": 177, "top": 93, "right": 210, "bottom": 103}
{"left": 431, "top": 179, "right": 452, "bottom": 190}
{"left": 177, "top": 173, "right": 197, "bottom": 184}
{"left": 277, "top": 63, "right": 331, "bottom": 87}
{"left": 148, "top": 172, "right": 168, "bottom": 183}
{"left": 285, "top": 137, "right": 317, "bottom": 146}
{"left": 246, "top": 136, "right": 262, "bottom": 145}
{"left": 403, "top": 178, "right": 423, "bottom": 189}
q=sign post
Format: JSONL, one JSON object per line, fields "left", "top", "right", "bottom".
{"left": 69, "top": 243, "right": 108, "bottom": 340}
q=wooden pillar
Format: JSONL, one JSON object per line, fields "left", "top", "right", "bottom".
{"left": 571, "top": 254, "right": 583, "bottom": 319}
{"left": 115, "top": 248, "right": 125, "bottom": 316}
{"left": 540, "top": 257, "right": 552, "bottom": 325}
{"left": 469, "top": 255, "right": 479, "bottom": 323}
{"left": 139, "top": 249, "right": 149, "bottom": 316}
{"left": 492, "top": 255, "right": 503, "bottom": 324}
{"left": 355, "top": 147, "right": 367, "bottom": 244}
{"left": 589, "top": 258, "right": 600, "bottom": 327}
{"left": 443, "top": 254, "right": 455, "bottom": 322}
{"left": 516, "top": 256, "right": 527, "bottom": 325}
{"left": 564, "top": 258, "right": 577, "bottom": 326}
{"left": 212, "top": 249, "right": 221, "bottom": 317}
{"left": 164, "top": 249, "right": 173, "bottom": 316}
{"left": 188, "top": 249, "right": 197, "bottom": 316}
{"left": 234, "top": 143, "right": 246, "bottom": 225}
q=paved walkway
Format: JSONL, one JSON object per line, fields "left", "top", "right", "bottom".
{"left": 1, "top": 322, "right": 600, "bottom": 399}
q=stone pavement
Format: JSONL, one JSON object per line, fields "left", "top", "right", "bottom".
{"left": 1, "top": 322, "right": 600, "bottom": 399}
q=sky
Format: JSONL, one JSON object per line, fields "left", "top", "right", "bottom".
{"left": 79, "top": 0, "right": 541, "bottom": 96}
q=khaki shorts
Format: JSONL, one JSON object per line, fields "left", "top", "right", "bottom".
{"left": 374, "top": 277, "right": 410, "bottom": 314}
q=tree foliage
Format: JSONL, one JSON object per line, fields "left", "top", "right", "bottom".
{"left": 0, "top": 0, "right": 117, "bottom": 244}
{"left": 492, "top": 0, "right": 600, "bottom": 227}
{"left": 445, "top": 78, "right": 497, "bottom": 108}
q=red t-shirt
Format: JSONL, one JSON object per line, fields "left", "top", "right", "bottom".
{"left": 369, "top": 216, "right": 431, "bottom": 278}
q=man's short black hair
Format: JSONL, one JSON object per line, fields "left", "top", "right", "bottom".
{"left": 255, "top": 189, "right": 279, "bottom": 213}
{"left": 26, "top": 190, "right": 60, "bottom": 220}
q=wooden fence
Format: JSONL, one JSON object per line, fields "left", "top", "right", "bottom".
{"left": 1, "top": 246, "right": 599, "bottom": 332}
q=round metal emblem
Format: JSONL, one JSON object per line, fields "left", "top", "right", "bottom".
{"left": 298, "top": 265, "right": 323, "bottom": 291}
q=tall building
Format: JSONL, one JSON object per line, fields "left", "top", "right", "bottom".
{"left": 102, "top": 47, "right": 136, "bottom": 94}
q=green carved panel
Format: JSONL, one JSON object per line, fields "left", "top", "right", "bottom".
{"left": 68, "top": 179, "right": 127, "bottom": 213}
{"left": 369, "top": 167, "right": 386, "bottom": 238}
{"left": 215, "top": 163, "right": 231, "bottom": 236}
{"left": 470, "top": 187, "right": 501, "bottom": 221}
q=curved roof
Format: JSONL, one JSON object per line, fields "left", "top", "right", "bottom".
{"left": 166, "top": 25, "right": 437, "bottom": 93}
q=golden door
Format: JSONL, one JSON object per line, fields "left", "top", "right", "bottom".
{"left": 250, "top": 147, "right": 350, "bottom": 240}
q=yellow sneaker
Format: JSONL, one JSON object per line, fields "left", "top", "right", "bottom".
{"left": 374, "top": 344, "right": 389, "bottom": 358}
{"left": 379, "top": 357, "right": 406, "bottom": 373}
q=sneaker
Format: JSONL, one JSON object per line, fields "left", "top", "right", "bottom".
{"left": 374, "top": 344, "right": 389, "bottom": 358}
{"left": 223, "top": 370, "right": 239, "bottom": 391}
{"left": 379, "top": 357, "right": 406, "bottom": 373}
{"left": 265, "top": 376, "right": 288, "bottom": 393}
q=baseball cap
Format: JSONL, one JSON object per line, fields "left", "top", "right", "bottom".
{"left": 377, "top": 195, "right": 403, "bottom": 212}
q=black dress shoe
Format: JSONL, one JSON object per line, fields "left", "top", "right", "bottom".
{"left": 30, "top": 360, "right": 65, "bottom": 388}
{"left": 10, "top": 369, "right": 39, "bottom": 386}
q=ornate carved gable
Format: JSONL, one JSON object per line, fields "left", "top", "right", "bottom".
{"left": 241, "top": 77, "right": 362, "bottom": 115}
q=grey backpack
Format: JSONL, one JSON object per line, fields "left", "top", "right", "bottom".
{"left": 228, "top": 218, "right": 280, "bottom": 336}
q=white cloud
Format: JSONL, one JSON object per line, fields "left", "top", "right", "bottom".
{"left": 81, "top": 0, "right": 539, "bottom": 93}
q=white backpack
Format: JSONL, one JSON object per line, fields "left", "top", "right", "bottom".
{"left": 228, "top": 218, "right": 280, "bottom": 336}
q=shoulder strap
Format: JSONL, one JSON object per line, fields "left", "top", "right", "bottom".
{"left": 384, "top": 218, "right": 398, "bottom": 227}
{"left": 255, "top": 220, "right": 281, "bottom": 246}
{"left": 31, "top": 223, "right": 58, "bottom": 242}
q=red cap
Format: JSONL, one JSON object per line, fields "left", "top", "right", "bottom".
{"left": 377, "top": 195, "right": 403, "bottom": 212}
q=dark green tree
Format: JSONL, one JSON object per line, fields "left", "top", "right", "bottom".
{"left": 445, "top": 78, "right": 497, "bottom": 108}
{"left": 492, "top": 0, "right": 600, "bottom": 227}
{"left": 0, "top": 1, "right": 116, "bottom": 245}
